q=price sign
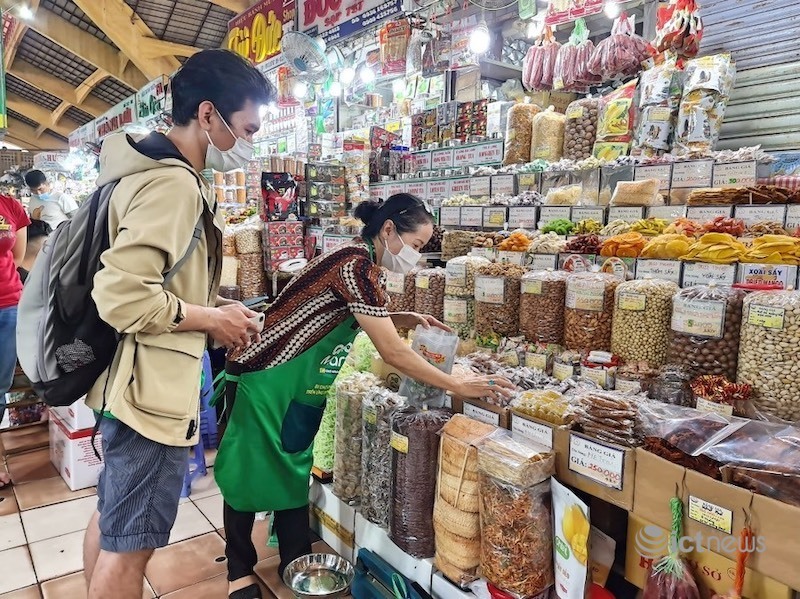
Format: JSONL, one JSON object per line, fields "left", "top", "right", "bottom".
{"left": 671, "top": 160, "right": 714, "bottom": 189}
{"left": 470, "top": 176, "right": 491, "bottom": 198}
{"left": 686, "top": 205, "right": 734, "bottom": 221}
{"left": 463, "top": 402, "right": 500, "bottom": 426}
{"left": 508, "top": 206, "right": 539, "bottom": 229}
{"left": 713, "top": 161, "right": 757, "bottom": 188}
{"left": 688, "top": 496, "right": 733, "bottom": 534}
{"left": 734, "top": 204, "right": 788, "bottom": 227}
{"left": 568, "top": 433, "right": 625, "bottom": 490}
{"left": 453, "top": 145, "right": 478, "bottom": 167}
{"left": 412, "top": 151, "right": 432, "bottom": 172}
{"left": 607, "top": 206, "right": 646, "bottom": 223}
{"left": 474, "top": 140, "right": 504, "bottom": 165}
{"left": 475, "top": 276, "right": 505, "bottom": 303}
{"left": 786, "top": 205, "right": 800, "bottom": 231}
{"left": 428, "top": 180, "right": 449, "bottom": 199}
{"left": 460, "top": 206, "right": 483, "bottom": 227}
{"left": 449, "top": 177, "right": 471, "bottom": 195}
{"left": 491, "top": 174, "right": 516, "bottom": 197}
{"left": 440, "top": 206, "right": 461, "bottom": 226}
{"left": 518, "top": 173, "right": 540, "bottom": 192}
{"left": 635, "top": 164, "right": 673, "bottom": 190}
{"left": 539, "top": 206, "right": 572, "bottom": 222}
{"left": 648, "top": 205, "right": 687, "bottom": 219}
{"left": 511, "top": 415, "right": 553, "bottom": 449}
{"left": 681, "top": 262, "right": 738, "bottom": 288}
{"left": 737, "top": 264, "right": 798, "bottom": 290}
{"left": 431, "top": 148, "right": 454, "bottom": 169}
{"left": 571, "top": 206, "right": 605, "bottom": 223}
{"left": 386, "top": 182, "right": 404, "bottom": 196}
{"left": 322, "top": 234, "right": 351, "bottom": 253}
{"left": 369, "top": 184, "right": 384, "bottom": 200}
{"left": 471, "top": 247, "right": 497, "bottom": 261}
{"left": 483, "top": 207, "right": 507, "bottom": 229}
{"left": 635, "top": 259, "right": 682, "bottom": 285}
{"left": 497, "top": 250, "right": 525, "bottom": 266}
{"left": 406, "top": 181, "right": 426, "bottom": 197}
{"left": 530, "top": 253, "right": 558, "bottom": 270}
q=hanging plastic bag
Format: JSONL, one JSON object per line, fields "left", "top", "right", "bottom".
{"left": 633, "top": 54, "right": 684, "bottom": 157}
{"left": 553, "top": 18, "right": 594, "bottom": 92}
{"left": 592, "top": 79, "right": 639, "bottom": 161}
{"left": 588, "top": 13, "right": 653, "bottom": 81}
{"left": 655, "top": 0, "right": 703, "bottom": 58}
{"left": 540, "top": 34, "right": 562, "bottom": 90}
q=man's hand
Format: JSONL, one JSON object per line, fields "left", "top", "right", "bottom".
{"left": 206, "top": 303, "right": 261, "bottom": 349}
{"left": 31, "top": 206, "right": 43, "bottom": 220}
{"left": 390, "top": 312, "right": 452, "bottom": 332}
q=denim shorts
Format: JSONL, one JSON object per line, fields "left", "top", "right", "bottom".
{"left": 96, "top": 416, "right": 189, "bottom": 552}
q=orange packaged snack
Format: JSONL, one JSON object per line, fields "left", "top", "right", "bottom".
{"left": 600, "top": 232, "right": 647, "bottom": 257}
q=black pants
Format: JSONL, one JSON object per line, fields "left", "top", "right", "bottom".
{"left": 224, "top": 501, "right": 312, "bottom": 581}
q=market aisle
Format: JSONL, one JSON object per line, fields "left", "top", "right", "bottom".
{"left": 0, "top": 430, "right": 292, "bottom": 599}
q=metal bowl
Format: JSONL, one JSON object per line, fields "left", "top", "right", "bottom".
{"left": 282, "top": 553, "right": 355, "bottom": 599}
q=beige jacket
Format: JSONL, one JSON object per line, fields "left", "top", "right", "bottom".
{"left": 86, "top": 133, "right": 224, "bottom": 446}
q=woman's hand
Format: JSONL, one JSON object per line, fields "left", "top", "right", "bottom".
{"left": 391, "top": 312, "right": 452, "bottom": 333}
{"left": 454, "top": 375, "right": 515, "bottom": 402}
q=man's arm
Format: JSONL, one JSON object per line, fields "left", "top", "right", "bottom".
{"left": 59, "top": 193, "right": 79, "bottom": 218}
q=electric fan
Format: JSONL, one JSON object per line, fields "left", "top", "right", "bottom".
{"left": 280, "top": 31, "right": 331, "bottom": 84}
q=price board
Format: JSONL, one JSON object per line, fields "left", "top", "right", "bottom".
{"left": 460, "top": 206, "right": 483, "bottom": 227}
{"left": 671, "top": 160, "right": 714, "bottom": 189}
{"left": 607, "top": 206, "right": 645, "bottom": 223}
{"left": 507, "top": 206, "right": 539, "bottom": 229}
{"left": 734, "top": 204, "right": 787, "bottom": 227}
{"left": 439, "top": 206, "right": 461, "bottom": 226}
{"left": 682, "top": 262, "right": 737, "bottom": 287}
{"left": 686, "top": 205, "right": 734, "bottom": 221}
{"left": 431, "top": 148, "right": 454, "bottom": 169}
{"left": 412, "top": 151, "right": 432, "bottom": 172}
{"left": 635, "top": 164, "right": 673, "bottom": 190}
{"left": 470, "top": 176, "right": 491, "bottom": 199}
{"left": 571, "top": 206, "right": 606, "bottom": 224}
{"left": 713, "top": 161, "right": 757, "bottom": 189}
{"left": 491, "top": 174, "right": 516, "bottom": 197}
{"left": 449, "top": 177, "right": 471, "bottom": 196}
{"left": 648, "top": 205, "right": 687, "bottom": 219}
{"left": 483, "top": 206, "right": 507, "bottom": 229}
{"left": 539, "top": 206, "right": 572, "bottom": 222}
{"left": 473, "top": 140, "right": 504, "bottom": 165}
{"left": 453, "top": 145, "right": 478, "bottom": 167}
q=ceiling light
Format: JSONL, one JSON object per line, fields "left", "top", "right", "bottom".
{"left": 18, "top": 5, "right": 33, "bottom": 19}
{"left": 469, "top": 21, "right": 491, "bottom": 55}
{"left": 604, "top": 1, "right": 621, "bottom": 19}
{"left": 292, "top": 81, "right": 309, "bottom": 100}
{"left": 359, "top": 66, "right": 376, "bottom": 84}
{"left": 340, "top": 67, "right": 356, "bottom": 85}
{"left": 329, "top": 81, "right": 342, "bottom": 97}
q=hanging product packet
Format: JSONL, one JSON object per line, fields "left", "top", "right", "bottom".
{"left": 588, "top": 13, "right": 653, "bottom": 81}
{"left": 655, "top": 0, "right": 703, "bottom": 58}
{"left": 593, "top": 79, "right": 639, "bottom": 161}
{"left": 552, "top": 478, "right": 590, "bottom": 599}
{"left": 380, "top": 20, "right": 411, "bottom": 76}
{"left": 633, "top": 54, "right": 685, "bottom": 157}
{"left": 553, "top": 18, "right": 598, "bottom": 92}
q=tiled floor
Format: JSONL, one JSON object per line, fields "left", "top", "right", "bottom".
{"left": 0, "top": 424, "right": 329, "bottom": 599}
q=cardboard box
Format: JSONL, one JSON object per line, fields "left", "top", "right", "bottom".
{"left": 625, "top": 513, "right": 792, "bottom": 599}
{"left": 49, "top": 397, "right": 96, "bottom": 431}
{"left": 49, "top": 413, "right": 102, "bottom": 491}
{"left": 451, "top": 397, "right": 510, "bottom": 429}
{"left": 509, "top": 410, "right": 566, "bottom": 451}
{"left": 554, "top": 431, "right": 636, "bottom": 511}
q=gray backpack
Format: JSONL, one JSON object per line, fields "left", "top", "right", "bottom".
{"left": 17, "top": 180, "right": 203, "bottom": 407}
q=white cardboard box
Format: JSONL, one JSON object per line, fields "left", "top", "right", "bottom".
{"left": 49, "top": 412, "right": 103, "bottom": 491}
{"left": 49, "top": 397, "right": 96, "bottom": 431}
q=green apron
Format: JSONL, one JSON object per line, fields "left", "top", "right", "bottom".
{"left": 214, "top": 316, "right": 360, "bottom": 513}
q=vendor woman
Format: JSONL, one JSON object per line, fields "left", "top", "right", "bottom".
{"left": 215, "top": 193, "right": 513, "bottom": 599}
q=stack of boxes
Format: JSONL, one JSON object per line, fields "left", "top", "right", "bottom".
{"left": 263, "top": 220, "right": 305, "bottom": 271}
{"left": 49, "top": 398, "right": 103, "bottom": 491}
{"left": 411, "top": 100, "right": 490, "bottom": 148}
{"left": 306, "top": 164, "right": 348, "bottom": 219}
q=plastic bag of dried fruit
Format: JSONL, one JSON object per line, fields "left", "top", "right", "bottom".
{"left": 531, "top": 106, "right": 566, "bottom": 162}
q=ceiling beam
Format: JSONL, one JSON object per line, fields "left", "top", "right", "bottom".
{"left": 207, "top": 0, "right": 253, "bottom": 12}
{"left": 5, "top": 93, "right": 74, "bottom": 137}
{"left": 5, "top": 117, "right": 68, "bottom": 150}
{"left": 34, "top": 125, "right": 47, "bottom": 139}
{"left": 9, "top": 60, "right": 113, "bottom": 117}
{"left": 51, "top": 101, "right": 71, "bottom": 126}
{"left": 75, "top": 69, "right": 109, "bottom": 104}
{"left": 2, "top": 0, "right": 40, "bottom": 69}
{"left": 139, "top": 38, "right": 201, "bottom": 59}
{"left": 72, "top": 0, "right": 182, "bottom": 80}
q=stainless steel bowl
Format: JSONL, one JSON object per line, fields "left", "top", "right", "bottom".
{"left": 282, "top": 553, "right": 355, "bottom": 599}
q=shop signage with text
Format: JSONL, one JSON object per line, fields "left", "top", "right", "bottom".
{"left": 228, "top": 0, "right": 296, "bottom": 71}
{"left": 299, "top": 0, "right": 402, "bottom": 43}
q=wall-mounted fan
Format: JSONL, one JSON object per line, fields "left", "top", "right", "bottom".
{"left": 281, "top": 31, "right": 331, "bottom": 84}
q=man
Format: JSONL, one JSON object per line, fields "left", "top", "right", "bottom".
{"left": 17, "top": 219, "right": 51, "bottom": 284}
{"left": 82, "top": 49, "right": 275, "bottom": 599}
{"left": 24, "top": 170, "right": 79, "bottom": 230}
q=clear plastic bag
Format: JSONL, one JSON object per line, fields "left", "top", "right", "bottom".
{"left": 385, "top": 267, "right": 418, "bottom": 313}
{"left": 737, "top": 290, "right": 800, "bottom": 422}
{"left": 444, "top": 296, "right": 475, "bottom": 340}
{"left": 563, "top": 98, "right": 600, "bottom": 161}
{"left": 530, "top": 106, "right": 566, "bottom": 162}
{"left": 390, "top": 407, "right": 451, "bottom": 558}
{"left": 332, "top": 372, "right": 381, "bottom": 503}
{"left": 442, "top": 230, "right": 481, "bottom": 261}
{"left": 593, "top": 79, "right": 639, "bottom": 161}
{"left": 564, "top": 272, "right": 620, "bottom": 353}
{"left": 609, "top": 179, "right": 662, "bottom": 206}
{"left": 503, "top": 103, "right": 541, "bottom": 165}
{"left": 588, "top": 13, "right": 652, "bottom": 81}
{"left": 520, "top": 269, "right": 569, "bottom": 344}
{"left": 633, "top": 56, "right": 684, "bottom": 157}
{"left": 553, "top": 18, "right": 598, "bottom": 92}
{"left": 540, "top": 39, "right": 562, "bottom": 90}
{"left": 313, "top": 363, "right": 355, "bottom": 473}
{"left": 398, "top": 325, "right": 459, "bottom": 408}
{"left": 573, "top": 391, "right": 639, "bottom": 446}
{"left": 361, "top": 389, "right": 406, "bottom": 528}
{"left": 611, "top": 278, "right": 678, "bottom": 367}
{"left": 667, "top": 284, "right": 745, "bottom": 380}
{"left": 477, "top": 432, "right": 555, "bottom": 598}
{"left": 648, "top": 364, "right": 695, "bottom": 407}
{"left": 475, "top": 263, "right": 526, "bottom": 337}
{"left": 445, "top": 256, "right": 491, "bottom": 297}
{"left": 415, "top": 267, "right": 446, "bottom": 322}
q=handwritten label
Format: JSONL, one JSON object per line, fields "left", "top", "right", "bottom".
{"left": 615, "top": 378, "right": 642, "bottom": 394}
{"left": 713, "top": 161, "right": 757, "bottom": 188}
{"left": 553, "top": 361, "right": 575, "bottom": 381}
{"left": 497, "top": 250, "right": 525, "bottom": 266}
{"left": 566, "top": 279, "right": 606, "bottom": 311}
{"left": 369, "top": 185, "right": 384, "bottom": 200}
{"left": 463, "top": 402, "right": 500, "bottom": 426}
{"left": 737, "top": 264, "right": 797, "bottom": 290}
{"left": 323, "top": 234, "right": 352, "bottom": 253}
{"left": 747, "top": 304, "right": 786, "bottom": 329}
{"left": 607, "top": 206, "right": 646, "bottom": 223}
{"left": 734, "top": 204, "right": 787, "bottom": 227}
{"left": 508, "top": 206, "right": 539, "bottom": 229}
{"left": 581, "top": 366, "right": 610, "bottom": 389}
{"left": 672, "top": 298, "right": 727, "bottom": 338}
{"left": 450, "top": 177, "right": 471, "bottom": 195}
{"left": 491, "top": 174, "right": 516, "bottom": 197}
{"left": 470, "top": 176, "right": 491, "bottom": 198}
{"left": 390, "top": 431, "right": 409, "bottom": 453}
{"left": 406, "top": 181, "right": 426, "bottom": 196}
{"left": 671, "top": 160, "right": 714, "bottom": 189}
{"left": 569, "top": 434, "right": 625, "bottom": 490}
{"left": 440, "top": 206, "right": 460, "bottom": 226}
{"left": 460, "top": 206, "right": 483, "bottom": 227}
{"left": 635, "top": 259, "right": 682, "bottom": 284}
{"left": 428, "top": 180, "right": 449, "bottom": 198}
{"left": 539, "top": 206, "right": 572, "bottom": 223}
{"left": 431, "top": 149, "right": 454, "bottom": 169}
{"left": 525, "top": 352, "right": 547, "bottom": 370}
{"left": 443, "top": 298, "right": 468, "bottom": 323}
{"left": 483, "top": 207, "right": 507, "bottom": 229}
{"left": 386, "top": 182, "right": 404, "bottom": 196}
{"left": 416, "top": 274, "right": 430, "bottom": 290}
{"left": 571, "top": 207, "right": 605, "bottom": 224}
{"left": 785, "top": 205, "right": 800, "bottom": 230}
{"left": 385, "top": 271, "right": 405, "bottom": 294}
{"left": 474, "top": 140, "right": 504, "bottom": 165}
{"left": 522, "top": 279, "right": 543, "bottom": 295}
{"left": 471, "top": 247, "right": 497, "bottom": 261}
{"left": 512, "top": 415, "right": 553, "bottom": 449}
{"left": 446, "top": 263, "right": 467, "bottom": 287}
{"left": 635, "top": 164, "right": 673, "bottom": 189}
{"left": 686, "top": 205, "right": 734, "bottom": 221}
{"left": 412, "top": 151, "right": 432, "bottom": 172}
{"left": 453, "top": 145, "right": 478, "bottom": 167}
{"left": 688, "top": 496, "right": 733, "bottom": 534}
{"left": 618, "top": 291, "right": 647, "bottom": 311}
{"left": 475, "top": 276, "right": 505, "bottom": 304}
{"left": 681, "top": 262, "right": 737, "bottom": 288}
{"left": 517, "top": 173, "right": 539, "bottom": 191}
{"left": 530, "top": 253, "right": 558, "bottom": 270}
{"left": 695, "top": 397, "right": 735, "bottom": 417}
{"left": 648, "top": 205, "right": 687, "bottom": 220}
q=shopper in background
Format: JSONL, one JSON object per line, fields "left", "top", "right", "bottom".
{"left": 217, "top": 193, "right": 513, "bottom": 599}
{"left": 81, "top": 49, "right": 274, "bottom": 599}
{"left": 24, "top": 169, "right": 79, "bottom": 230}
{"left": 17, "top": 219, "right": 51, "bottom": 284}
{"left": 0, "top": 193, "right": 29, "bottom": 489}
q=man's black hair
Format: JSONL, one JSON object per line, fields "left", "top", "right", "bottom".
{"left": 24, "top": 169, "right": 47, "bottom": 189}
{"left": 27, "top": 219, "right": 52, "bottom": 242}
{"left": 170, "top": 49, "right": 276, "bottom": 126}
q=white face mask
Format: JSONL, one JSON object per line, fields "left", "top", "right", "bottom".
{"left": 204, "top": 110, "right": 254, "bottom": 172}
{"left": 381, "top": 230, "right": 421, "bottom": 274}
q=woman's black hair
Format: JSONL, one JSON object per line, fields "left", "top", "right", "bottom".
{"left": 354, "top": 193, "right": 434, "bottom": 239}
{"left": 27, "top": 219, "right": 52, "bottom": 241}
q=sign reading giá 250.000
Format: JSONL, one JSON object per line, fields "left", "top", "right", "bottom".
{"left": 228, "top": 0, "right": 296, "bottom": 72}
{"left": 299, "top": 0, "right": 402, "bottom": 44}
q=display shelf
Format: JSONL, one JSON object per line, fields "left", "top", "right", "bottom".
{"left": 431, "top": 572, "right": 477, "bottom": 599}
{"left": 309, "top": 481, "right": 357, "bottom": 562}
{"left": 479, "top": 59, "right": 523, "bottom": 82}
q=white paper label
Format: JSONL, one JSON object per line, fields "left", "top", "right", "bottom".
{"left": 497, "top": 250, "right": 525, "bottom": 266}
{"left": 672, "top": 298, "right": 727, "bottom": 338}
{"left": 530, "top": 253, "right": 558, "bottom": 270}
{"left": 671, "top": 160, "right": 714, "bottom": 188}
{"left": 734, "top": 204, "right": 787, "bottom": 227}
{"left": 470, "top": 175, "right": 491, "bottom": 198}
{"left": 483, "top": 207, "right": 507, "bottom": 228}
{"left": 443, "top": 297, "right": 468, "bottom": 323}
{"left": 431, "top": 148, "right": 454, "bottom": 169}
{"left": 615, "top": 378, "right": 643, "bottom": 394}
{"left": 648, "top": 205, "right": 687, "bottom": 220}
{"left": 517, "top": 173, "right": 539, "bottom": 191}
{"left": 474, "top": 140, "right": 504, "bottom": 165}
{"left": 635, "top": 259, "right": 682, "bottom": 284}
{"left": 412, "top": 151, "right": 432, "bottom": 172}
{"left": 512, "top": 415, "right": 553, "bottom": 449}
{"left": 571, "top": 207, "right": 605, "bottom": 223}
{"left": 568, "top": 434, "right": 625, "bottom": 490}
{"left": 475, "top": 276, "right": 505, "bottom": 304}
{"left": 681, "top": 262, "right": 737, "bottom": 287}
{"left": 687, "top": 495, "right": 733, "bottom": 534}
{"left": 695, "top": 397, "right": 735, "bottom": 417}
{"left": 607, "top": 206, "right": 645, "bottom": 223}
{"left": 449, "top": 177, "right": 471, "bottom": 195}
{"left": 635, "top": 164, "right": 673, "bottom": 189}
{"left": 566, "top": 280, "right": 606, "bottom": 311}
{"left": 463, "top": 402, "right": 500, "bottom": 426}
{"left": 386, "top": 182, "right": 404, "bottom": 196}
{"left": 553, "top": 361, "right": 575, "bottom": 381}
{"left": 440, "top": 206, "right": 461, "bottom": 226}
{"left": 737, "top": 264, "right": 796, "bottom": 289}
{"left": 491, "top": 174, "right": 516, "bottom": 196}
{"left": 428, "top": 180, "right": 449, "bottom": 198}
{"left": 508, "top": 206, "right": 539, "bottom": 229}
{"left": 446, "top": 263, "right": 467, "bottom": 286}
{"left": 581, "top": 366, "right": 609, "bottom": 388}
{"left": 539, "top": 206, "right": 572, "bottom": 222}
{"left": 785, "top": 205, "right": 800, "bottom": 230}
{"left": 369, "top": 185, "right": 385, "bottom": 200}
{"left": 385, "top": 271, "right": 405, "bottom": 294}
{"left": 713, "top": 161, "right": 757, "bottom": 188}
{"left": 406, "top": 181, "right": 426, "bottom": 197}
{"left": 471, "top": 247, "right": 497, "bottom": 261}
{"left": 522, "top": 279, "right": 543, "bottom": 295}
{"left": 453, "top": 145, "right": 478, "bottom": 166}
{"left": 686, "top": 205, "right": 734, "bottom": 221}
{"left": 460, "top": 206, "right": 483, "bottom": 227}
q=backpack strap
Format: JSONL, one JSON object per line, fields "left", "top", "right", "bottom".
{"left": 163, "top": 213, "right": 205, "bottom": 285}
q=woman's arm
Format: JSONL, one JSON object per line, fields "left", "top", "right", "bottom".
{"left": 355, "top": 313, "right": 513, "bottom": 401}
{"left": 12, "top": 227, "right": 27, "bottom": 267}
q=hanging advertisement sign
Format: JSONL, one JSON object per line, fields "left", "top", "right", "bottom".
{"left": 68, "top": 121, "right": 97, "bottom": 151}
{"left": 228, "top": 0, "right": 296, "bottom": 73}
{"left": 33, "top": 151, "right": 70, "bottom": 171}
{"left": 299, "top": 0, "right": 402, "bottom": 44}
{"left": 545, "top": 0, "right": 624, "bottom": 26}
{"left": 137, "top": 75, "right": 170, "bottom": 130}
{"left": 95, "top": 96, "right": 137, "bottom": 141}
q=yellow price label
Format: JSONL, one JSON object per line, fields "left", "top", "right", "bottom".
{"left": 747, "top": 304, "right": 785, "bottom": 329}
{"left": 390, "top": 431, "right": 409, "bottom": 454}
{"left": 618, "top": 292, "right": 647, "bottom": 311}
{"left": 416, "top": 275, "right": 430, "bottom": 290}
{"left": 522, "top": 280, "right": 543, "bottom": 295}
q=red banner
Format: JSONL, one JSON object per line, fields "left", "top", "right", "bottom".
{"left": 227, "top": 0, "right": 296, "bottom": 69}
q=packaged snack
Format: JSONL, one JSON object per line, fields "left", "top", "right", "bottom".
{"left": 520, "top": 270, "right": 569, "bottom": 344}
{"left": 530, "top": 106, "right": 566, "bottom": 162}
{"left": 633, "top": 56, "right": 684, "bottom": 157}
{"left": 593, "top": 79, "right": 639, "bottom": 161}
{"left": 398, "top": 326, "right": 459, "bottom": 409}
{"left": 503, "top": 102, "right": 542, "bottom": 165}
{"left": 564, "top": 272, "right": 620, "bottom": 353}
{"left": 588, "top": 13, "right": 652, "bottom": 81}
{"left": 563, "top": 98, "right": 600, "bottom": 161}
